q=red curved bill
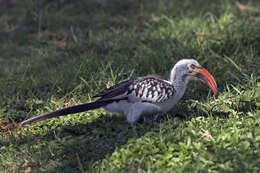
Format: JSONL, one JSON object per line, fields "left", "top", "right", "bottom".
{"left": 195, "top": 68, "right": 218, "bottom": 98}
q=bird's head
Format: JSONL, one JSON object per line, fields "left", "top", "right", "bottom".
{"left": 171, "top": 59, "right": 218, "bottom": 98}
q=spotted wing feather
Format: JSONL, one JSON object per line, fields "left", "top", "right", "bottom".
{"left": 94, "top": 75, "right": 175, "bottom": 103}
{"left": 130, "top": 75, "right": 176, "bottom": 103}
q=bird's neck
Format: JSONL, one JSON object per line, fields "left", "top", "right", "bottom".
{"left": 169, "top": 67, "right": 188, "bottom": 95}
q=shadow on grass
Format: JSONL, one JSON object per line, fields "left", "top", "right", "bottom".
{"left": 18, "top": 114, "right": 158, "bottom": 172}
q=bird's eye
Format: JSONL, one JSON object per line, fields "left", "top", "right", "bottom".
{"left": 190, "top": 64, "right": 196, "bottom": 69}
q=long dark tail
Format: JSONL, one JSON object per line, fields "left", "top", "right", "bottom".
{"left": 20, "top": 100, "right": 112, "bottom": 127}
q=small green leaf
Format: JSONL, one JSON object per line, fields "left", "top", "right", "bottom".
{"left": 239, "top": 141, "right": 250, "bottom": 151}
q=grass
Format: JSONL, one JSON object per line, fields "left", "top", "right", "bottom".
{"left": 0, "top": 0, "right": 260, "bottom": 172}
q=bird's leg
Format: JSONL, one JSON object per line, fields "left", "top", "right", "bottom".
{"left": 127, "top": 112, "right": 142, "bottom": 123}
{"left": 127, "top": 104, "right": 143, "bottom": 123}
{"left": 143, "top": 113, "right": 162, "bottom": 124}
{"left": 127, "top": 102, "right": 159, "bottom": 123}
{"left": 143, "top": 116, "right": 153, "bottom": 124}
{"left": 153, "top": 113, "right": 162, "bottom": 121}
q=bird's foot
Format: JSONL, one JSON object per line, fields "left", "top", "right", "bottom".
{"left": 143, "top": 116, "right": 153, "bottom": 124}
{"left": 153, "top": 113, "right": 162, "bottom": 121}
{"left": 143, "top": 113, "right": 162, "bottom": 124}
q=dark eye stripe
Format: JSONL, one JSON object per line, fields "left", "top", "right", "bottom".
{"left": 191, "top": 64, "right": 196, "bottom": 69}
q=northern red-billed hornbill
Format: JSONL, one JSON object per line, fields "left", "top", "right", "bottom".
{"left": 20, "top": 59, "right": 218, "bottom": 126}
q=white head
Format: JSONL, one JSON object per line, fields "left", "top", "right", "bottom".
{"left": 170, "top": 59, "right": 218, "bottom": 97}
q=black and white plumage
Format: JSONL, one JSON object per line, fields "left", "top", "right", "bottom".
{"left": 95, "top": 75, "right": 176, "bottom": 103}
{"left": 20, "top": 59, "right": 218, "bottom": 126}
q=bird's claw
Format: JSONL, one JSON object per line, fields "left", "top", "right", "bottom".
{"left": 143, "top": 116, "right": 153, "bottom": 124}
{"left": 143, "top": 113, "right": 162, "bottom": 124}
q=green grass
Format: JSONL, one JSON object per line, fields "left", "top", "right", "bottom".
{"left": 0, "top": 0, "right": 260, "bottom": 172}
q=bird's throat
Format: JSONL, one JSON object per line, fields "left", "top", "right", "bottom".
{"left": 170, "top": 71, "right": 188, "bottom": 98}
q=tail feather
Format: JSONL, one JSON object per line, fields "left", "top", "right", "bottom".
{"left": 20, "top": 100, "right": 112, "bottom": 127}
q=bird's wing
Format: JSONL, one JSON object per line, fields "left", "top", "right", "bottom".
{"left": 93, "top": 79, "right": 135, "bottom": 100}
{"left": 94, "top": 75, "right": 176, "bottom": 103}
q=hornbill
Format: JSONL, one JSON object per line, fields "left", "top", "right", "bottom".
{"left": 20, "top": 59, "right": 218, "bottom": 126}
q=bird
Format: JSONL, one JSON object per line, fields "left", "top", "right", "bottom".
{"left": 20, "top": 59, "right": 218, "bottom": 127}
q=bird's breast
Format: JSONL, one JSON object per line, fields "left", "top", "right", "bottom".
{"left": 157, "top": 89, "right": 185, "bottom": 112}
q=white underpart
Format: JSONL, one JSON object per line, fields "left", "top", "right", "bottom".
{"left": 105, "top": 100, "right": 161, "bottom": 123}
{"left": 104, "top": 100, "right": 130, "bottom": 114}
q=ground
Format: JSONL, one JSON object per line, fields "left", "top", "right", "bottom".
{"left": 0, "top": 0, "right": 260, "bottom": 172}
